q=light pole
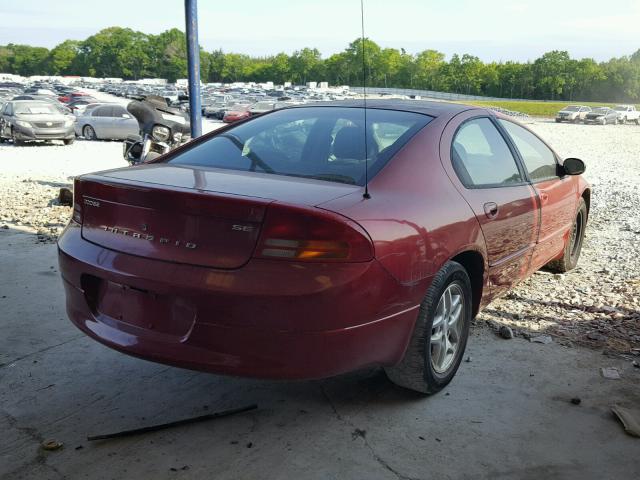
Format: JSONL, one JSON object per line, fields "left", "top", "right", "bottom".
{"left": 185, "top": 0, "right": 202, "bottom": 138}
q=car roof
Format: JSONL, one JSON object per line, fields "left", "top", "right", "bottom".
{"left": 289, "top": 99, "right": 474, "bottom": 118}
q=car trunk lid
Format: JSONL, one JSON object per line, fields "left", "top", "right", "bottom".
{"left": 77, "top": 164, "right": 359, "bottom": 269}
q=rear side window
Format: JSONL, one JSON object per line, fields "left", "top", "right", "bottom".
{"left": 93, "top": 106, "right": 112, "bottom": 117}
{"left": 167, "top": 107, "right": 432, "bottom": 185}
{"left": 451, "top": 118, "right": 523, "bottom": 188}
{"left": 499, "top": 120, "right": 558, "bottom": 182}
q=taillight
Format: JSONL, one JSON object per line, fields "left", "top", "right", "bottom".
{"left": 254, "top": 205, "right": 373, "bottom": 262}
{"left": 71, "top": 178, "right": 82, "bottom": 224}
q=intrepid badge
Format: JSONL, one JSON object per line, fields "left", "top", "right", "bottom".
{"left": 101, "top": 226, "right": 197, "bottom": 249}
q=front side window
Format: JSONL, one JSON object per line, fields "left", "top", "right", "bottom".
{"left": 499, "top": 119, "right": 558, "bottom": 182}
{"left": 168, "top": 107, "right": 432, "bottom": 186}
{"left": 451, "top": 118, "right": 523, "bottom": 188}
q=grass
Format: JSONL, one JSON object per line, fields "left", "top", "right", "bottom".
{"left": 458, "top": 100, "right": 640, "bottom": 117}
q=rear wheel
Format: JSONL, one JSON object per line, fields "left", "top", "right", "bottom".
{"left": 546, "top": 198, "right": 587, "bottom": 273}
{"left": 385, "top": 261, "right": 472, "bottom": 394}
{"left": 83, "top": 125, "right": 97, "bottom": 140}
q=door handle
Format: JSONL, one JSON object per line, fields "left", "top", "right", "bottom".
{"left": 483, "top": 202, "right": 499, "bottom": 219}
{"left": 540, "top": 192, "right": 549, "bottom": 203}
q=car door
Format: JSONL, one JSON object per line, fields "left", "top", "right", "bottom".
{"left": 90, "top": 106, "right": 113, "bottom": 138}
{"left": 498, "top": 119, "right": 577, "bottom": 273}
{"left": 109, "top": 105, "right": 136, "bottom": 139}
{"left": 441, "top": 114, "right": 539, "bottom": 298}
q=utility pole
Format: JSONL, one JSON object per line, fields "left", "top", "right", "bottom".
{"left": 185, "top": 0, "right": 202, "bottom": 138}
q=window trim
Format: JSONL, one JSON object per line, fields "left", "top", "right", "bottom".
{"left": 450, "top": 115, "right": 530, "bottom": 190}
{"left": 496, "top": 118, "right": 562, "bottom": 184}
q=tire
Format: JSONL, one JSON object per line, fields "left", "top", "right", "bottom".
{"left": 11, "top": 130, "right": 23, "bottom": 146}
{"left": 64, "top": 138, "right": 75, "bottom": 145}
{"left": 555, "top": 119, "right": 561, "bottom": 123}
{"left": 635, "top": 119, "right": 639, "bottom": 125}
{"left": 546, "top": 198, "right": 587, "bottom": 273}
{"left": 83, "top": 125, "right": 97, "bottom": 140}
{"left": 385, "top": 261, "right": 473, "bottom": 394}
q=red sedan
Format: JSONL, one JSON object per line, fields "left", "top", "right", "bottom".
{"left": 58, "top": 101, "right": 589, "bottom": 393}
{"left": 222, "top": 105, "right": 251, "bottom": 123}
{"left": 58, "top": 91, "right": 91, "bottom": 104}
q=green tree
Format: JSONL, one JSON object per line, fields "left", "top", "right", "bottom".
{"left": 48, "top": 40, "right": 80, "bottom": 75}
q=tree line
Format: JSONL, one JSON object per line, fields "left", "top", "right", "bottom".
{"left": 1, "top": 27, "right": 639, "bottom": 102}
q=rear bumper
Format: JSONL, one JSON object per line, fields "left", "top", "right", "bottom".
{"left": 57, "top": 222, "right": 423, "bottom": 379}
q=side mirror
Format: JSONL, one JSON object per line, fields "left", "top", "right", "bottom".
{"left": 562, "top": 157, "right": 586, "bottom": 176}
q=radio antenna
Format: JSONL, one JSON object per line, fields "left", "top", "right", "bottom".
{"left": 360, "top": 0, "right": 371, "bottom": 199}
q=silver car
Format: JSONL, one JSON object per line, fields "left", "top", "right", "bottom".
{"left": 75, "top": 103, "right": 138, "bottom": 140}
{"left": 0, "top": 100, "right": 75, "bottom": 145}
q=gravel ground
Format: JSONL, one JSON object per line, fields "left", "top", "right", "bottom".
{"left": 478, "top": 120, "right": 640, "bottom": 355}
{"left": 0, "top": 118, "right": 638, "bottom": 354}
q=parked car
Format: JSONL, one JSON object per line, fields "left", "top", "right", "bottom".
{"left": 203, "top": 101, "right": 229, "bottom": 119}
{"left": 613, "top": 105, "right": 640, "bottom": 124}
{"left": 59, "top": 91, "right": 91, "bottom": 104}
{"left": 555, "top": 105, "right": 591, "bottom": 123}
{"left": 0, "top": 100, "right": 75, "bottom": 145}
{"left": 222, "top": 104, "right": 251, "bottom": 123}
{"left": 75, "top": 103, "right": 138, "bottom": 140}
{"left": 58, "top": 100, "right": 590, "bottom": 394}
{"left": 583, "top": 107, "right": 619, "bottom": 125}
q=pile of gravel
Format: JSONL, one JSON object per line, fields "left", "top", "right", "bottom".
{"left": 0, "top": 176, "right": 72, "bottom": 243}
{"left": 478, "top": 122, "right": 640, "bottom": 354}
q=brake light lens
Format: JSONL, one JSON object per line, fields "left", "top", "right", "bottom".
{"left": 255, "top": 205, "right": 373, "bottom": 262}
{"left": 71, "top": 178, "right": 82, "bottom": 224}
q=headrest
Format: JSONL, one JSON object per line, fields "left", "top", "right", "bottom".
{"left": 332, "top": 126, "right": 367, "bottom": 160}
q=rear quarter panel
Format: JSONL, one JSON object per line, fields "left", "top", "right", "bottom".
{"left": 320, "top": 113, "right": 489, "bottom": 309}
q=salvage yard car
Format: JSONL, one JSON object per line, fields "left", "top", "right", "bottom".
{"left": 58, "top": 100, "right": 590, "bottom": 394}
{"left": 583, "top": 107, "right": 619, "bottom": 125}
{"left": 555, "top": 105, "right": 591, "bottom": 123}
{"left": 0, "top": 100, "right": 75, "bottom": 145}
{"left": 75, "top": 103, "right": 138, "bottom": 140}
{"left": 613, "top": 105, "right": 640, "bottom": 124}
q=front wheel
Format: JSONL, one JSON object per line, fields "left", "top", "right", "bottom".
{"left": 11, "top": 130, "right": 23, "bottom": 146}
{"left": 546, "top": 198, "right": 587, "bottom": 273}
{"left": 64, "top": 138, "right": 75, "bottom": 145}
{"left": 385, "top": 261, "right": 473, "bottom": 394}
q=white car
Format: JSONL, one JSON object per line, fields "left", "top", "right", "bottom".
{"left": 74, "top": 103, "right": 138, "bottom": 140}
{"left": 555, "top": 105, "right": 591, "bottom": 123}
{"left": 613, "top": 105, "right": 640, "bottom": 125}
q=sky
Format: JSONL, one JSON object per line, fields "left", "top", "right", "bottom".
{"left": 0, "top": 0, "right": 638, "bottom": 62}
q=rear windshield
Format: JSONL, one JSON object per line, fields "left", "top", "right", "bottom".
{"left": 167, "top": 106, "right": 432, "bottom": 185}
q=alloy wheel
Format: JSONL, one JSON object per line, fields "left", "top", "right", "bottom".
{"left": 83, "top": 125, "right": 95, "bottom": 140}
{"left": 430, "top": 283, "right": 465, "bottom": 374}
